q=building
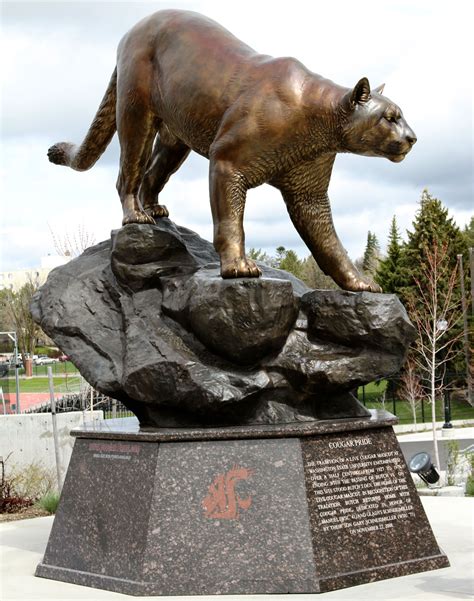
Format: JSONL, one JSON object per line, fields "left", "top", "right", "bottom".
{"left": 0, "top": 255, "right": 71, "bottom": 292}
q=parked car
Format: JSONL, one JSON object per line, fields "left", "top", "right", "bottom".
{"left": 35, "top": 356, "right": 57, "bottom": 365}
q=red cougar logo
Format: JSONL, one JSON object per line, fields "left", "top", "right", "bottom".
{"left": 202, "top": 465, "right": 254, "bottom": 519}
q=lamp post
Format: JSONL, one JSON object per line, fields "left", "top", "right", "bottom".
{"left": 0, "top": 331, "right": 20, "bottom": 413}
{"left": 436, "top": 319, "right": 451, "bottom": 429}
{"left": 457, "top": 254, "right": 472, "bottom": 406}
{"left": 442, "top": 389, "right": 452, "bottom": 429}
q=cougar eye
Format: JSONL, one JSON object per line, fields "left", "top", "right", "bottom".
{"left": 385, "top": 115, "right": 397, "bottom": 124}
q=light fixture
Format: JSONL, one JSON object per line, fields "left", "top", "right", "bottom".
{"left": 408, "top": 452, "right": 440, "bottom": 486}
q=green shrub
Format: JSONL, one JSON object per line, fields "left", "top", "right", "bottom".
{"left": 1, "top": 456, "right": 56, "bottom": 513}
{"left": 445, "top": 440, "right": 460, "bottom": 486}
{"left": 465, "top": 476, "right": 474, "bottom": 497}
{"left": 35, "top": 346, "right": 59, "bottom": 358}
{"left": 462, "top": 452, "right": 474, "bottom": 496}
{"left": 1, "top": 455, "right": 34, "bottom": 513}
{"left": 37, "top": 492, "right": 60, "bottom": 514}
{"left": 8, "top": 461, "right": 56, "bottom": 500}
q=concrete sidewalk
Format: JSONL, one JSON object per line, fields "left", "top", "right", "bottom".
{"left": 396, "top": 426, "right": 474, "bottom": 472}
{"left": 396, "top": 426, "right": 474, "bottom": 443}
{"left": 1, "top": 497, "right": 472, "bottom": 601}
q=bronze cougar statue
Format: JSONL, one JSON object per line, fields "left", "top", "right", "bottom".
{"left": 48, "top": 9, "right": 416, "bottom": 291}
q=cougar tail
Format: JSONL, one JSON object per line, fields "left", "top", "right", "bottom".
{"left": 47, "top": 68, "right": 117, "bottom": 172}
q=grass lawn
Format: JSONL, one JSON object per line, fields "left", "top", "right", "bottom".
{"left": 1, "top": 375, "right": 83, "bottom": 393}
{"left": 365, "top": 398, "right": 474, "bottom": 424}
{"left": 359, "top": 380, "right": 474, "bottom": 424}
{"left": 19, "top": 361, "right": 78, "bottom": 377}
{"left": 104, "top": 410, "right": 135, "bottom": 419}
{"left": 0, "top": 361, "right": 81, "bottom": 395}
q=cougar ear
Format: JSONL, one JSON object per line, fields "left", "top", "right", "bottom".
{"left": 373, "top": 83, "right": 385, "bottom": 94}
{"left": 350, "top": 77, "right": 371, "bottom": 107}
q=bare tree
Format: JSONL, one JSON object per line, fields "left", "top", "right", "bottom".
{"left": 406, "top": 241, "right": 465, "bottom": 471}
{"left": 4, "top": 279, "right": 41, "bottom": 377}
{"left": 0, "top": 290, "right": 15, "bottom": 333}
{"left": 49, "top": 224, "right": 96, "bottom": 258}
{"left": 377, "top": 390, "right": 387, "bottom": 412}
{"left": 398, "top": 358, "right": 424, "bottom": 432}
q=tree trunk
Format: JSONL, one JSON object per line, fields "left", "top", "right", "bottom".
{"left": 24, "top": 357, "right": 33, "bottom": 378}
{"left": 431, "top": 347, "right": 441, "bottom": 472}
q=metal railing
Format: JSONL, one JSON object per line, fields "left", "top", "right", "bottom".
{"left": 357, "top": 373, "right": 473, "bottom": 425}
{"left": 2, "top": 363, "right": 472, "bottom": 425}
{"left": 25, "top": 390, "right": 133, "bottom": 420}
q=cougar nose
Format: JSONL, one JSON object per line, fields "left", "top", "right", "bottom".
{"left": 406, "top": 132, "right": 417, "bottom": 146}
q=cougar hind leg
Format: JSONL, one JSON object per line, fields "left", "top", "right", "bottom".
{"left": 209, "top": 156, "right": 261, "bottom": 278}
{"left": 115, "top": 63, "right": 157, "bottom": 225}
{"left": 139, "top": 126, "right": 190, "bottom": 219}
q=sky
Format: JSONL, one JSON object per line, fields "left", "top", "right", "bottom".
{"left": 1, "top": 0, "right": 473, "bottom": 271}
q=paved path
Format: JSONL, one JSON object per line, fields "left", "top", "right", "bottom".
{"left": 397, "top": 427, "right": 474, "bottom": 470}
{"left": 0, "top": 497, "right": 472, "bottom": 600}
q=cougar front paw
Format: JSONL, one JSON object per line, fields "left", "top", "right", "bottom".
{"left": 341, "top": 273, "right": 382, "bottom": 293}
{"left": 148, "top": 204, "right": 169, "bottom": 218}
{"left": 220, "top": 256, "right": 262, "bottom": 279}
{"left": 122, "top": 210, "right": 156, "bottom": 225}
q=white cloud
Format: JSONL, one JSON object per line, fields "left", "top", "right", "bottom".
{"left": 1, "top": 137, "right": 120, "bottom": 269}
{"left": 1, "top": 0, "right": 472, "bottom": 271}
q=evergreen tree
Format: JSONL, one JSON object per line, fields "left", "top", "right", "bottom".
{"left": 362, "top": 231, "right": 380, "bottom": 276}
{"left": 398, "top": 189, "right": 468, "bottom": 304}
{"left": 463, "top": 216, "right": 474, "bottom": 248}
{"left": 301, "top": 256, "right": 339, "bottom": 290}
{"left": 275, "top": 246, "right": 287, "bottom": 264}
{"left": 247, "top": 248, "right": 275, "bottom": 267}
{"left": 398, "top": 189, "right": 469, "bottom": 376}
{"left": 248, "top": 246, "right": 309, "bottom": 281}
{"left": 277, "top": 249, "right": 305, "bottom": 280}
{"left": 375, "top": 216, "right": 403, "bottom": 293}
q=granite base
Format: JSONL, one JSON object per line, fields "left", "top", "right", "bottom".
{"left": 36, "top": 411, "right": 449, "bottom": 595}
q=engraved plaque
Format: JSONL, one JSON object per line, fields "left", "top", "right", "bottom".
{"left": 302, "top": 427, "right": 446, "bottom": 585}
